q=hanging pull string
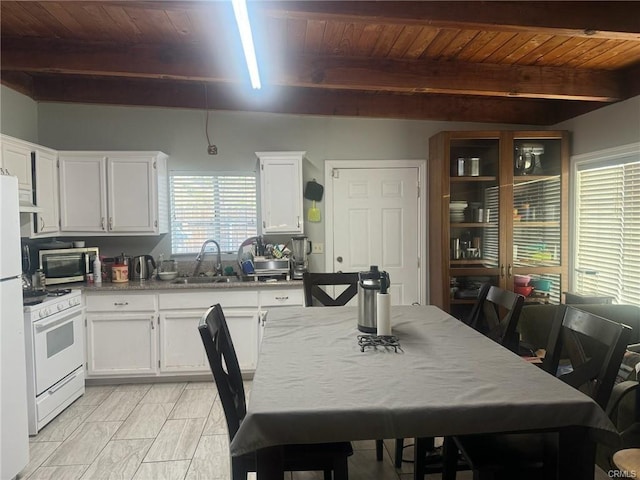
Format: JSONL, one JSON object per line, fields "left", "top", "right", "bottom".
{"left": 204, "top": 84, "right": 218, "bottom": 155}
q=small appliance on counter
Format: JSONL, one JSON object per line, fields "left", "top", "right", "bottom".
{"left": 131, "top": 255, "right": 156, "bottom": 280}
{"left": 290, "top": 235, "right": 312, "bottom": 280}
{"left": 38, "top": 246, "right": 99, "bottom": 285}
{"left": 357, "top": 265, "right": 391, "bottom": 333}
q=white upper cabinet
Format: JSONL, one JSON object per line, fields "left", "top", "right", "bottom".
{"left": 32, "top": 148, "right": 60, "bottom": 236}
{"left": 0, "top": 135, "right": 33, "bottom": 207}
{"left": 257, "top": 151, "right": 304, "bottom": 234}
{"left": 58, "top": 151, "right": 168, "bottom": 235}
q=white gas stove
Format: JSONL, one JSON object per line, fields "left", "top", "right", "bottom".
{"left": 23, "top": 289, "right": 85, "bottom": 435}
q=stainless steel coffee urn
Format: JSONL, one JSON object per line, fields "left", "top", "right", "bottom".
{"left": 357, "top": 265, "right": 390, "bottom": 333}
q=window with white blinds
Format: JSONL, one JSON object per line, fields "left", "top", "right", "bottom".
{"left": 170, "top": 173, "right": 257, "bottom": 254}
{"left": 574, "top": 145, "right": 640, "bottom": 306}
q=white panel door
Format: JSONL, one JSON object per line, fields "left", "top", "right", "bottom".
{"left": 332, "top": 167, "right": 420, "bottom": 305}
{"left": 107, "top": 155, "right": 156, "bottom": 232}
{"left": 33, "top": 149, "right": 60, "bottom": 235}
{"left": 259, "top": 155, "right": 303, "bottom": 234}
{"left": 59, "top": 155, "right": 107, "bottom": 232}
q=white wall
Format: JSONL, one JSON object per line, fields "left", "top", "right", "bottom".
{"left": 554, "top": 95, "right": 640, "bottom": 155}
{"left": 0, "top": 86, "right": 38, "bottom": 143}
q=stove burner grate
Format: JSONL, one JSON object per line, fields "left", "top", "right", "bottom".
{"left": 357, "top": 334, "right": 401, "bottom": 353}
{"left": 47, "top": 288, "right": 72, "bottom": 297}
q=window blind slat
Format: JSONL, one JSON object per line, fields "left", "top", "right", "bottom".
{"left": 170, "top": 174, "right": 257, "bottom": 254}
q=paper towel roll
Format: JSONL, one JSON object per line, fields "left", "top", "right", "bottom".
{"left": 376, "top": 292, "right": 391, "bottom": 336}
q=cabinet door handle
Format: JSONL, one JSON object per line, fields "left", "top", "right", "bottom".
{"left": 263, "top": 220, "right": 266, "bottom": 228}
{"left": 297, "top": 216, "right": 300, "bottom": 228}
{"left": 500, "top": 264, "right": 505, "bottom": 278}
{"left": 150, "top": 318, "right": 155, "bottom": 329}
{"left": 274, "top": 296, "right": 289, "bottom": 301}
{"left": 40, "top": 215, "right": 45, "bottom": 231}
{"left": 108, "top": 217, "right": 113, "bottom": 230}
{"left": 508, "top": 264, "right": 513, "bottom": 278}
{"left": 113, "top": 301, "right": 129, "bottom": 306}
{"left": 101, "top": 217, "right": 105, "bottom": 230}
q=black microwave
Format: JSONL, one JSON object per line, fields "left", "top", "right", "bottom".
{"left": 39, "top": 247, "right": 99, "bottom": 285}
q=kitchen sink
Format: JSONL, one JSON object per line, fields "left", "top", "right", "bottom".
{"left": 171, "top": 276, "right": 242, "bottom": 284}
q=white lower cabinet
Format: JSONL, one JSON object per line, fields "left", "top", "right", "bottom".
{"left": 158, "top": 310, "right": 209, "bottom": 373}
{"left": 86, "top": 313, "right": 157, "bottom": 376}
{"left": 158, "top": 290, "right": 260, "bottom": 374}
{"left": 84, "top": 287, "right": 301, "bottom": 379}
{"left": 85, "top": 292, "right": 158, "bottom": 378}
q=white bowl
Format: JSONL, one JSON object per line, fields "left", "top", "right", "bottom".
{"left": 158, "top": 271, "right": 178, "bottom": 281}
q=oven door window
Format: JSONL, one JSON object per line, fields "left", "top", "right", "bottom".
{"left": 46, "top": 322, "right": 74, "bottom": 358}
{"left": 42, "top": 254, "right": 84, "bottom": 279}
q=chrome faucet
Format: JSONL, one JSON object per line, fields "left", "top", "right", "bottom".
{"left": 192, "top": 239, "right": 222, "bottom": 277}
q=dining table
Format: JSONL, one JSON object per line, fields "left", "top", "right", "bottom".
{"left": 229, "top": 305, "right": 619, "bottom": 479}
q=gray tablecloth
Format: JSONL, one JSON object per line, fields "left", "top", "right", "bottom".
{"left": 230, "top": 305, "right": 617, "bottom": 456}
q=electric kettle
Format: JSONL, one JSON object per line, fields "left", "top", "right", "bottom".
{"left": 131, "top": 255, "right": 156, "bottom": 280}
{"left": 357, "top": 265, "right": 390, "bottom": 333}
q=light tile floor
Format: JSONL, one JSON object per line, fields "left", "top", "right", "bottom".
{"left": 18, "top": 381, "right": 609, "bottom": 480}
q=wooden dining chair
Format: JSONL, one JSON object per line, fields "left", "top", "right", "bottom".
{"left": 440, "top": 305, "right": 632, "bottom": 480}
{"left": 404, "top": 284, "right": 527, "bottom": 472}
{"left": 302, "top": 272, "right": 392, "bottom": 462}
{"left": 303, "top": 272, "right": 359, "bottom": 306}
{"left": 466, "top": 283, "right": 525, "bottom": 354}
{"left": 198, "top": 304, "right": 353, "bottom": 480}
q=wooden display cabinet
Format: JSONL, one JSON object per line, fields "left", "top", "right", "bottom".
{"left": 428, "top": 130, "right": 569, "bottom": 318}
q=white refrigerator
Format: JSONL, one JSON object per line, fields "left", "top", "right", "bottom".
{"left": 0, "top": 175, "right": 29, "bottom": 478}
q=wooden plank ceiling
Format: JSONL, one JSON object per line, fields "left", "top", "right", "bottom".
{"left": 2, "top": 1, "right": 639, "bottom": 125}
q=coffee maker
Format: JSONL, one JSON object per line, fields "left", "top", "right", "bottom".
{"left": 290, "top": 235, "right": 312, "bottom": 279}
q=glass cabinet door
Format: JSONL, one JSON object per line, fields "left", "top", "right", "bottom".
{"left": 511, "top": 135, "right": 566, "bottom": 304}
{"left": 447, "top": 136, "right": 501, "bottom": 319}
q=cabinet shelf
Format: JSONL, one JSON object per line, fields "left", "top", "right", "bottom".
{"left": 450, "top": 176, "right": 497, "bottom": 183}
{"left": 450, "top": 259, "right": 491, "bottom": 266}
{"left": 514, "top": 175, "right": 560, "bottom": 183}
{"left": 450, "top": 222, "right": 494, "bottom": 228}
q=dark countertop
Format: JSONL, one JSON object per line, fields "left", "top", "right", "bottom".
{"left": 71, "top": 278, "right": 303, "bottom": 292}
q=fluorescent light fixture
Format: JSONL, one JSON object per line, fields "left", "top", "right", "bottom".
{"left": 232, "top": 0, "right": 261, "bottom": 89}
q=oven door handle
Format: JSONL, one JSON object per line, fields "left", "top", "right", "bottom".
{"left": 34, "top": 308, "right": 82, "bottom": 332}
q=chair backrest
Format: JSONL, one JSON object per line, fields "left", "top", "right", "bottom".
{"left": 542, "top": 305, "right": 633, "bottom": 410}
{"left": 466, "top": 283, "right": 525, "bottom": 353}
{"left": 198, "top": 303, "right": 246, "bottom": 440}
{"left": 303, "top": 272, "right": 359, "bottom": 307}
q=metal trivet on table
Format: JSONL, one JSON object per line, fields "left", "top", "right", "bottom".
{"left": 357, "top": 334, "right": 401, "bottom": 352}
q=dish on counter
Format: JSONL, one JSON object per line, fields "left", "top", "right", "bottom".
{"left": 158, "top": 271, "right": 178, "bottom": 281}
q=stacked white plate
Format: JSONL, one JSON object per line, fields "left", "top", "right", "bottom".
{"left": 450, "top": 201, "right": 467, "bottom": 222}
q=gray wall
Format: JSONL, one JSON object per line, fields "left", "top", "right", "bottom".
{"left": 3, "top": 85, "right": 638, "bottom": 269}
{"left": 33, "top": 100, "right": 529, "bottom": 264}
{"left": 553, "top": 96, "right": 640, "bottom": 155}
{"left": 0, "top": 86, "right": 39, "bottom": 143}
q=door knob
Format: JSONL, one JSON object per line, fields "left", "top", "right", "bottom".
{"left": 336, "top": 256, "right": 343, "bottom": 263}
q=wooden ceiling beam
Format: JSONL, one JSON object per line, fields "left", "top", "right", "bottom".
{"left": 1, "top": 37, "right": 623, "bottom": 102}
{"left": 282, "top": 56, "right": 622, "bottom": 102}
{"left": 26, "top": 74, "right": 564, "bottom": 125}
{"left": 258, "top": 1, "right": 640, "bottom": 41}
